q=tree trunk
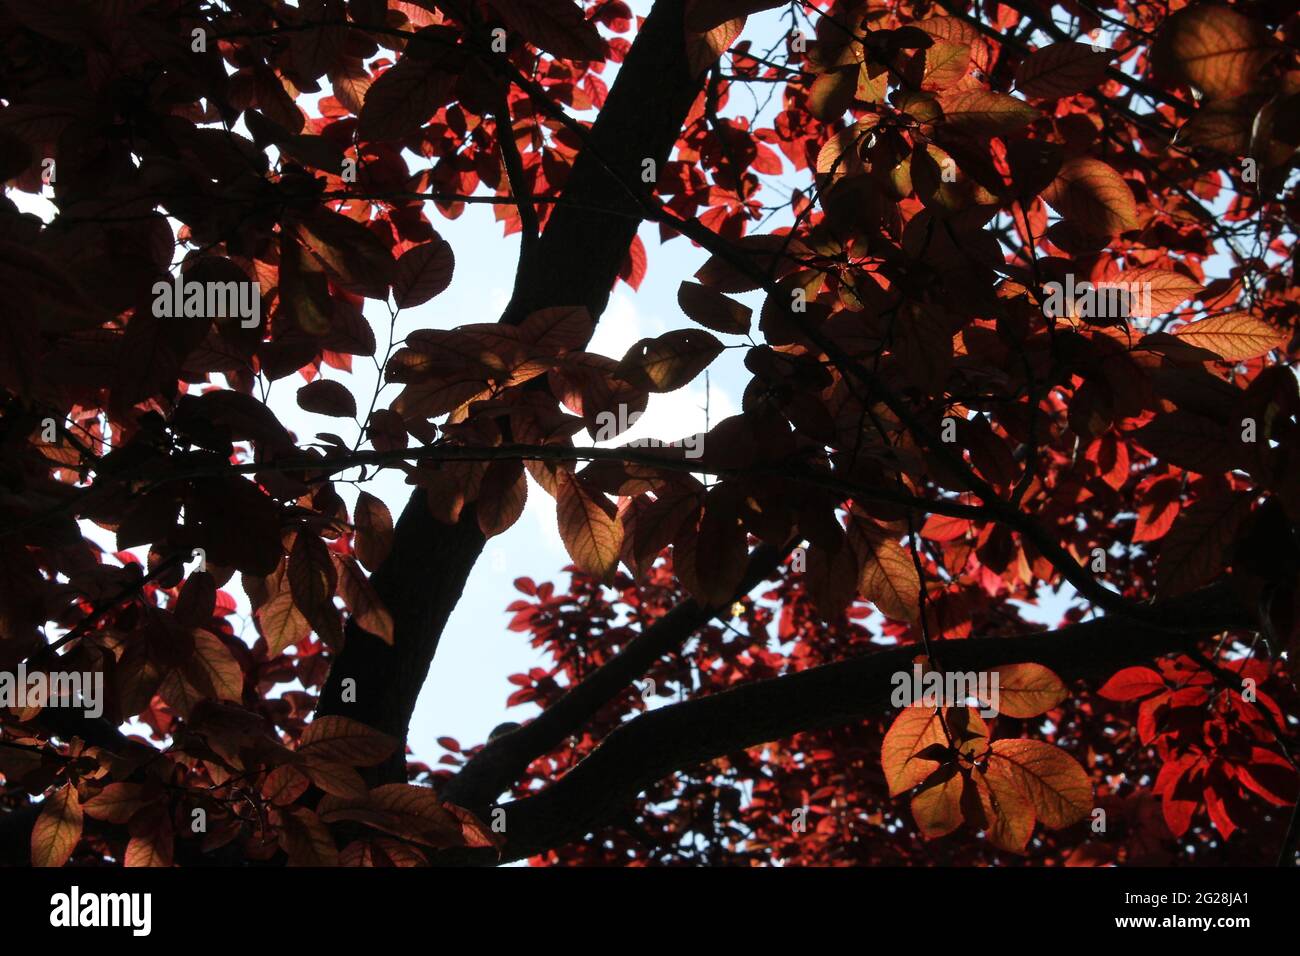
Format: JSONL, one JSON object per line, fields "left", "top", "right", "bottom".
{"left": 312, "top": 0, "right": 703, "bottom": 778}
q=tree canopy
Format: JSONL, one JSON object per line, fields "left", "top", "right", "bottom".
{"left": 2, "top": 0, "right": 1300, "bottom": 868}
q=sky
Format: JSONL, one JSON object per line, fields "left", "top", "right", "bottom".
{"left": 378, "top": 212, "right": 749, "bottom": 757}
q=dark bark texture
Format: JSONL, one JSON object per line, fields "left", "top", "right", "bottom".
{"left": 313, "top": 0, "right": 705, "bottom": 781}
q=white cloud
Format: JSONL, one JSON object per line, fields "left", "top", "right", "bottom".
{"left": 588, "top": 288, "right": 657, "bottom": 358}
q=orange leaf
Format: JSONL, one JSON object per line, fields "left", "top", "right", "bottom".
{"left": 988, "top": 662, "right": 1068, "bottom": 718}
{"left": 299, "top": 715, "right": 399, "bottom": 767}
{"left": 807, "top": 67, "right": 858, "bottom": 121}
{"left": 1174, "top": 311, "right": 1288, "bottom": 361}
{"left": 81, "top": 783, "right": 150, "bottom": 824}
{"left": 910, "top": 764, "right": 965, "bottom": 839}
{"left": 444, "top": 803, "right": 503, "bottom": 850}
{"left": 31, "top": 782, "right": 82, "bottom": 867}
{"left": 255, "top": 567, "right": 311, "bottom": 657}
{"left": 916, "top": 40, "right": 971, "bottom": 90}
{"left": 1152, "top": 4, "right": 1276, "bottom": 101}
{"left": 1117, "top": 267, "right": 1202, "bottom": 318}
{"left": 556, "top": 470, "right": 623, "bottom": 581}
{"left": 617, "top": 329, "right": 724, "bottom": 393}
{"left": 1042, "top": 158, "right": 1138, "bottom": 236}
{"left": 937, "top": 90, "right": 1040, "bottom": 134}
{"left": 882, "top": 706, "right": 987, "bottom": 796}
{"left": 857, "top": 534, "right": 921, "bottom": 623}
{"left": 686, "top": 15, "right": 747, "bottom": 76}
{"left": 184, "top": 628, "right": 244, "bottom": 701}
{"left": 974, "top": 764, "right": 1035, "bottom": 853}
{"left": 124, "top": 807, "right": 174, "bottom": 867}
{"left": 987, "top": 738, "right": 1092, "bottom": 829}
{"left": 518, "top": 305, "right": 594, "bottom": 353}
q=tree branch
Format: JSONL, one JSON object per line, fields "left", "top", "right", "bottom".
{"left": 499, "top": 0, "right": 704, "bottom": 324}
{"left": 315, "top": 496, "right": 486, "bottom": 778}
{"left": 441, "top": 541, "right": 794, "bottom": 810}
{"left": 480, "top": 582, "right": 1250, "bottom": 863}
{"left": 493, "top": 86, "right": 540, "bottom": 253}
{"left": 312, "top": 0, "right": 709, "bottom": 775}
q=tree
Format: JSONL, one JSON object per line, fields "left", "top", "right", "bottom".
{"left": 1, "top": 0, "right": 1298, "bottom": 868}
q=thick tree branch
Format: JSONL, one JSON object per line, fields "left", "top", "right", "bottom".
{"left": 500, "top": 0, "right": 703, "bottom": 324}
{"left": 480, "top": 582, "right": 1250, "bottom": 863}
{"left": 316, "top": 496, "right": 486, "bottom": 776}
{"left": 312, "top": 0, "right": 708, "bottom": 775}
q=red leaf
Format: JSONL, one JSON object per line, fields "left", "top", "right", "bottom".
{"left": 1097, "top": 666, "right": 1165, "bottom": 701}
{"left": 393, "top": 236, "right": 455, "bottom": 308}
{"left": 1152, "top": 4, "right": 1276, "bottom": 100}
{"left": 1133, "top": 477, "right": 1182, "bottom": 543}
